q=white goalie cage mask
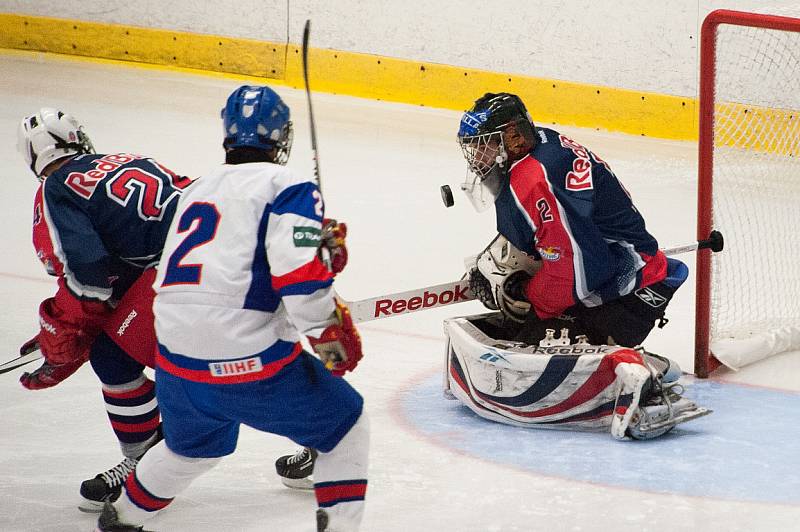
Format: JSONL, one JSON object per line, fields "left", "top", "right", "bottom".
{"left": 18, "top": 108, "right": 95, "bottom": 180}
{"left": 458, "top": 131, "right": 508, "bottom": 212}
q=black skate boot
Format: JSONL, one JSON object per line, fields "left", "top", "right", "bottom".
{"left": 80, "top": 456, "right": 138, "bottom": 513}
{"left": 275, "top": 447, "right": 317, "bottom": 490}
{"left": 81, "top": 425, "right": 163, "bottom": 512}
{"left": 95, "top": 501, "right": 149, "bottom": 532}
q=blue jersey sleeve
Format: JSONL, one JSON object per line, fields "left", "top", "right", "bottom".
{"left": 42, "top": 176, "right": 113, "bottom": 301}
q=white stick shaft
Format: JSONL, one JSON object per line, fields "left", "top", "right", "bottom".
{"left": 0, "top": 350, "right": 42, "bottom": 375}
{"left": 344, "top": 240, "right": 703, "bottom": 324}
{"left": 345, "top": 280, "right": 472, "bottom": 323}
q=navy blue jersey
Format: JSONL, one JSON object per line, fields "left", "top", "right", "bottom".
{"left": 37, "top": 153, "right": 192, "bottom": 302}
{"left": 495, "top": 127, "right": 667, "bottom": 318}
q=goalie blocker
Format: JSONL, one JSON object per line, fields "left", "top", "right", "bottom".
{"left": 443, "top": 312, "right": 711, "bottom": 440}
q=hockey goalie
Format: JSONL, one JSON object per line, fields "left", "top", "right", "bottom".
{"left": 445, "top": 92, "right": 711, "bottom": 439}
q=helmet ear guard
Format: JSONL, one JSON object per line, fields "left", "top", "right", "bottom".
{"left": 17, "top": 108, "right": 95, "bottom": 179}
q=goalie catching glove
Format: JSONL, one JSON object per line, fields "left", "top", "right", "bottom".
{"left": 320, "top": 218, "right": 348, "bottom": 275}
{"left": 467, "top": 235, "right": 541, "bottom": 323}
{"left": 307, "top": 298, "right": 363, "bottom": 376}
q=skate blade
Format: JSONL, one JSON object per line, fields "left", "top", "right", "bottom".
{"left": 78, "top": 498, "right": 105, "bottom": 513}
{"left": 638, "top": 407, "right": 713, "bottom": 433}
{"left": 280, "top": 476, "right": 314, "bottom": 490}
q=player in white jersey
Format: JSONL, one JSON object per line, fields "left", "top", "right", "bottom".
{"left": 96, "top": 85, "right": 368, "bottom": 532}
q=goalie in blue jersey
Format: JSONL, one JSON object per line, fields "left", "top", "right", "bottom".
{"left": 445, "top": 92, "right": 711, "bottom": 440}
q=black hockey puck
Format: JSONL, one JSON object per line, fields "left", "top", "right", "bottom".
{"left": 440, "top": 185, "right": 454, "bottom": 208}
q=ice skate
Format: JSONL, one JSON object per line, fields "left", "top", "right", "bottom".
{"left": 275, "top": 447, "right": 317, "bottom": 490}
{"left": 79, "top": 457, "right": 138, "bottom": 513}
{"left": 95, "top": 501, "right": 148, "bottom": 532}
{"left": 626, "top": 380, "right": 712, "bottom": 440}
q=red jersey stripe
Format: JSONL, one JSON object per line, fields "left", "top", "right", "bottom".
{"left": 155, "top": 343, "right": 302, "bottom": 384}
{"left": 271, "top": 257, "right": 332, "bottom": 292}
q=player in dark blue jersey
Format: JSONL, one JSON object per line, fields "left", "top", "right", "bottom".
{"left": 457, "top": 93, "right": 687, "bottom": 347}
{"left": 16, "top": 108, "right": 192, "bottom": 512}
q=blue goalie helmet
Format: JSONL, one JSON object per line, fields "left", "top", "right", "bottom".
{"left": 221, "top": 85, "right": 293, "bottom": 165}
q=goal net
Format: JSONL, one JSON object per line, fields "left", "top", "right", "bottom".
{"left": 695, "top": 9, "right": 800, "bottom": 376}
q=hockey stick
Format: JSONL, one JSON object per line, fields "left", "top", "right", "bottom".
{"left": 344, "top": 231, "right": 724, "bottom": 323}
{"left": 302, "top": 20, "right": 322, "bottom": 192}
{"left": 0, "top": 344, "right": 41, "bottom": 375}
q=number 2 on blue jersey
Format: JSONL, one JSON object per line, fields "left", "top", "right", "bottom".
{"left": 161, "top": 202, "right": 221, "bottom": 286}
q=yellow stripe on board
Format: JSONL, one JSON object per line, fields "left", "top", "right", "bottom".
{"left": 0, "top": 13, "right": 285, "bottom": 78}
{"left": 0, "top": 13, "right": 698, "bottom": 140}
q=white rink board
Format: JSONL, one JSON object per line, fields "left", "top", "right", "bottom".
{"left": 1, "top": 0, "right": 799, "bottom": 96}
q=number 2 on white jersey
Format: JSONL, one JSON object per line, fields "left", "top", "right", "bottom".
{"left": 161, "top": 202, "right": 221, "bottom": 286}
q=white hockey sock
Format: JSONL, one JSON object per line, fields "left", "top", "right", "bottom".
{"left": 114, "top": 440, "right": 221, "bottom": 525}
{"left": 314, "top": 412, "right": 370, "bottom": 531}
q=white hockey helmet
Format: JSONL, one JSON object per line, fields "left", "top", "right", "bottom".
{"left": 17, "top": 108, "right": 95, "bottom": 180}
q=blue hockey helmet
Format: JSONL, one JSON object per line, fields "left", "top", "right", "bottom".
{"left": 221, "top": 85, "right": 293, "bottom": 165}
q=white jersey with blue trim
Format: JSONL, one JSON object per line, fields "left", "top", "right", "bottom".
{"left": 153, "top": 161, "right": 335, "bottom": 360}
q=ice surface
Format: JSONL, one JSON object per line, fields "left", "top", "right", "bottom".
{"left": 0, "top": 52, "right": 798, "bottom": 531}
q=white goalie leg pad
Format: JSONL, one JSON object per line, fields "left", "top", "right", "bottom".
{"left": 609, "top": 363, "right": 652, "bottom": 440}
{"left": 445, "top": 315, "right": 648, "bottom": 433}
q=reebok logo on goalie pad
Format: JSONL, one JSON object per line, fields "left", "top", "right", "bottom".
{"left": 635, "top": 287, "right": 667, "bottom": 308}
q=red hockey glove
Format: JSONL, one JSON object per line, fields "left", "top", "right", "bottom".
{"left": 20, "top": 357, "right": 86, "bottom": 390}
{"left": 321, "top": 218, "right": 348, "bottom": 275}
{"left": 307, "top": 299, "right": 363, "bottom": 376}
{"left": 37, "top": 292, "right": 107, "bottom": 366}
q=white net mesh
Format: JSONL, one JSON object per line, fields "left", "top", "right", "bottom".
{"left": 709, "top": 15, "right": 800, "bottom": 366}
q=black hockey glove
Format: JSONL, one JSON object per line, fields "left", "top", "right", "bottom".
{"left": 468, "top": 268, "right": 499, "bottom": 311}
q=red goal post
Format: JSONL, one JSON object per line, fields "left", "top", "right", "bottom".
{"left": 695, "top": 9, "right": 800, "bottom": 377}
